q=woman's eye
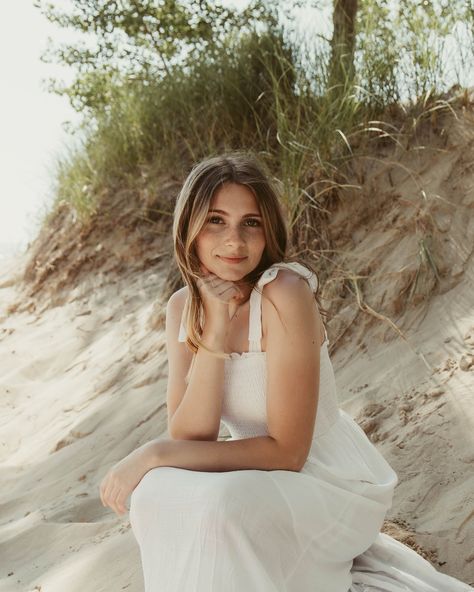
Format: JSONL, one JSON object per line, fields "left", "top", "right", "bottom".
{"left": 245, "top": 218, "right": 261, "bottom": 227}
{"left": 206, "top": 216, "right": 261, "bottom": 227}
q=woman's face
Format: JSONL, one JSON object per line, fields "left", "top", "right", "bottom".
{"left": 194, "top": 182, "right": 266, "bottom": 281}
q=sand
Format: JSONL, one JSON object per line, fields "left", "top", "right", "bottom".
{"left": 1, "top": 105, "right": 474, "bottom": 590}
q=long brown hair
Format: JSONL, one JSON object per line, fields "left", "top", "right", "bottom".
{"left": 172, "top": 150, "right": 327, "bottom": 361}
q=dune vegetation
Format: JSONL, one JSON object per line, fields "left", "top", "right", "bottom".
{"left": 22, "top": 0, "right": 473, "bottom": 308}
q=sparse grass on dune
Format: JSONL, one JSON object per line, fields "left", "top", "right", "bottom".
{"left": 25, "top": 5, "right": 474, "bottom": 338}
{"left": 46, "top": 10, "right": 472, "bottom": 229}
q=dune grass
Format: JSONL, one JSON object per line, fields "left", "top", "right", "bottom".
{"left": 42, "top": 3, "right": 472, "bottom": 315}
{"left": 48, "top": 2, "right": 472, "bottom": 221}
{"left": 24, "top": 0, "right": 474, "bottom": 340}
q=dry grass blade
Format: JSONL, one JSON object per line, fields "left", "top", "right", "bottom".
{"left": 348, "top": 126, "right": 406, "bottom": 151}
{"left": 335, "top": 129, "right": 353, "bottom": 154}
{"left": 349, "top": 274, "right": 434, "bottom": 373}
{"left": 419, "top": 238, "right": 441, "bottom": 283}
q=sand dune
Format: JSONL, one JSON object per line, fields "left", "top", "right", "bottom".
{"left": 1, "top": 107, "right": 473, "bottom": 590}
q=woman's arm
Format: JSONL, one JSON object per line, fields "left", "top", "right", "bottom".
{"left": 100, "top": 434, "right": 298, "bottom": 517}
{"left": 143, "top": 435, "right": 300, "bottom": 472}
{"left": 102, "top": 273, "right": 322, "bottom": 517}
{"left": 166, "top": 290, "right": 225, "bottom": 441}
{"left": 152, "top": 270, "right": 321, "bottom": 472}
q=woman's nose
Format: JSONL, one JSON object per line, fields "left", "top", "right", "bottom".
{"left": 224, "top": 225, "right": 246, "bottom": 245}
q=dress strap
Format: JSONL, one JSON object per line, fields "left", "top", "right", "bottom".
{"left": 248, "top": 262, "right": 323, "bottom": 352}
{"left": 178, "top": 262, "right": 326, "bottom": 348}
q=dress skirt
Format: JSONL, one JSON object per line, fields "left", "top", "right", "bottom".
{"left": 129, "top": 410, "right": 473, "bottom": 591}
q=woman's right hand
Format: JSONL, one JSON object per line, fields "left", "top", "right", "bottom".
{"left": 196, "top": 263, "right": 243, "bottom": 336}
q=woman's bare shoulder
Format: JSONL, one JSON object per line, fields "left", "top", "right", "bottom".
{"left": 167, "top": 284, "right": 189, "bottom": 307}
{"left": 166, "top": 285, "right": 189, "bottom": 325}
{"left": 262, "top": 267, "right": 314, "bottom": 298}
{"left": 260, "top": 268, "right": 323, "bottom": 343}
{"left": 259, "top": 268, "right": 314, "bottom": 321}
{"left": 166, "top": 286, "right": 193, "bottom": 356}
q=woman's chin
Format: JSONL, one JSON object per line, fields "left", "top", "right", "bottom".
{"left": 215, "top": 270, "right": 245, "bottom": 280}
{"left": 212, "top": 259, "right": 248, "bottom": 275}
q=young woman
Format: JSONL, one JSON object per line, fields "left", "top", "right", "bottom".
{"left": 100, "top": 152, "right": 473, "bottom": 591}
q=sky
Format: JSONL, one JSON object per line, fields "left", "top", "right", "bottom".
{"left": 0, "top": 0, "right": 83, "bottom": 260}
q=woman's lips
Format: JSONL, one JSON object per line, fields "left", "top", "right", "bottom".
{"left": 218, "top": 256, "right": 247, "bottom": 264}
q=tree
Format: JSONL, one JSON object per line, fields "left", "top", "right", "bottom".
{"left": 35, "top": 0, "right": 275, "bottom": 112}
{"left": 328, "top": 0, "right": 358, "bottom": 96}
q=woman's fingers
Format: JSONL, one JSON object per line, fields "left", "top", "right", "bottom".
{"left": 101, "top": 477, "right": 114, "bottom": 508}
{"left": 108, "top": 484, "right": 122, "bottom": 515}
{"left": 99, "top": 476, "right": 109, "bottom": 506}
{"left": 100, "top": 473, "right": 122, "bottom": 515}
{"left": 116, "top": 496, "right": 127, "bottom": 515}
{"left": 198, "top": 273, "right": 238, "bottom": 299}
{"left": 100, "top": 485, "right": 127, "bottom": 517}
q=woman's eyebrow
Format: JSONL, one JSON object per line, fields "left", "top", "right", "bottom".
{"left": 208, "top": 208, "right": 262, "bottom": 217}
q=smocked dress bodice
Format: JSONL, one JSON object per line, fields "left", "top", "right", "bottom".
{"left": 178, "top": 262, "right": 341, "bottom": 451}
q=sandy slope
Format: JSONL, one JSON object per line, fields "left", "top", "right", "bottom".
{"left": 1, "top": 107, "right": 474, "bottom": 591}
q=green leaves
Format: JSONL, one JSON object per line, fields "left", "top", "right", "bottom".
{"left": 35, "top": 0, "right": 276, "bottom": 112}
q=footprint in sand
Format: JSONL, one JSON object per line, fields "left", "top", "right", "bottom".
{"left": 357, "top": 402, "right": 393, "bottom": 442}
{"left": 398, "top": 400, "right": 415, "bottom": 425}
{"left": 463, "top": 327, "right": 474, "bottom": 348}
{"left": 459, "top": 354, "right": 474, "bottom": 371}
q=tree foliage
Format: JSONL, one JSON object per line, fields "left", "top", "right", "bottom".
{"left": 35, "top": 0, "right": 474, "bottom": 114}
{"left": 35, "top": 0, "right": 280, "bottom": 111}
{"left": 356, "top": 0, "right": 471, "bottom": 105}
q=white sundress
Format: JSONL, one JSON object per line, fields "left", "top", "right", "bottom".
{"left": 129, "top": 261, "right": 473, "bottom": 592}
